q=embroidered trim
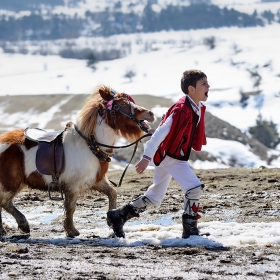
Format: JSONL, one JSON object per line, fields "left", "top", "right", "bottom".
{"left": 143, "top": 155, "right": 151, "bottom": 161}
{"left": 186, "top": 95, "right": 200, "bottom": 115}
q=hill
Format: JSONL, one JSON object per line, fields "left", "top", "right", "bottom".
{"left": 0, "top": 93, "right": 273, "bottom": 168}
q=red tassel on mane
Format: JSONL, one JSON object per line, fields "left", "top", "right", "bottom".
{"left": 122, "top": 93, "right": 135, "bottom": 104}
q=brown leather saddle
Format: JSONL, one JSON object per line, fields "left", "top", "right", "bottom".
{"left": 24, "top": 127, "right": 65, "bottom": 200}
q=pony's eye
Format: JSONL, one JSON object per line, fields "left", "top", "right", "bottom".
{"left": 120, "top": 101, "right": 127, "bottom": 107}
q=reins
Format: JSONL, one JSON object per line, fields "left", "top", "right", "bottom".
{"left": 74, "top": 124, "right": 152, "bottom": 187}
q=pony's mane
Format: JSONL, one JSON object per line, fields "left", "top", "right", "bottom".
{"left": 76, "top": 85, "right": 108, "bottom": 136}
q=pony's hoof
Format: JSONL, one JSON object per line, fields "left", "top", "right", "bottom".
{"left": 18, "top": 223, "right": 30, "bottom": 234}
{"left": 66, "top": 228, "right": 80, "bottom": 238}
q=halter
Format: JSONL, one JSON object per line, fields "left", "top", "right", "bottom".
{"left": 107, "top": 92, "right": 149, "bottom": 133}
{"left": 74, "top": 92, "right": 150, "bottom": 162}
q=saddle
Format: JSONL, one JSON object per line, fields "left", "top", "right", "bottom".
{"left": 24, "top": 127, "right": 65, "bottom": 200}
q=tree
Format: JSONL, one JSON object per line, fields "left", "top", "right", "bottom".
{"left": 86, "top": 51, "right": 97, "bottom": 71}
{"left": 262, "top": 10, "right": 274, "bottom": 24}
{"left": 249, "top": 114, "right": 280, "bottom": 149}
{"left": 142, "top": 3, "right": 159, "bottom": 32}
{"left": 124, "top": 68, "right": 136, "bottom": 82}
{"left": 247, "top": 68, "right": 262, "bottom": 91}
{"left": 203, "top": 36, "right": 216, "bottom": 49}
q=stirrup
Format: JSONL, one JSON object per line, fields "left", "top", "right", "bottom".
{"left": 48, "top": 181, "right": 64, "bottom": 201}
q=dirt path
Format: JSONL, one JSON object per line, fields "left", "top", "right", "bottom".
{"left": 1, "top": 167, "right": 280, "bottom": 279}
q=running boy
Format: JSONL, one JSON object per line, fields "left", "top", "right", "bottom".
{"left": 107, "top": 69, "right": 210, "bottom": 238}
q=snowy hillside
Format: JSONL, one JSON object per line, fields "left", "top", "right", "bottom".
{"left": 0, "top": 1, "right": 280, "bottom": 169}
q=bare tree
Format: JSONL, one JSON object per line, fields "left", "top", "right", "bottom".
{"left": 247, "top": 68, "right": 262, "bottom": 92}
{"left": 124, "top": 68, "right": 136, "bottom": 82}
{"left": 203, "top": 36, "right": 216, "bottom": 50}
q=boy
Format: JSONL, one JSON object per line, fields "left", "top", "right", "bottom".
{"left": 107, "top": 69, "right": 210, "bottom": 238}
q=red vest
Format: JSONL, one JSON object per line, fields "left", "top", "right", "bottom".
{"left": 153, "top": 96, "right": 206, "bottom": 166}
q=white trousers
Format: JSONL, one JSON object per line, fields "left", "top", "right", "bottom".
{"left": 144, "top": 156, "right": 202, "bottom": 207}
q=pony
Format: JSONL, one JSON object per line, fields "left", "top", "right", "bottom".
{"left": 0, "top": 86, "right": 155, "bottom": 237}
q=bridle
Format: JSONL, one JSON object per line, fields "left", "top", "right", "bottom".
{"left": 106, "top": 91, "right": 149, "bottom": 133}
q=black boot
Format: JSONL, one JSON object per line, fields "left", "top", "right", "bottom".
{"left": 182, "top": 213, "right": 199, "bottom": 238}
{"left": 107, "top": 204, "right": 139, "bottom": 238}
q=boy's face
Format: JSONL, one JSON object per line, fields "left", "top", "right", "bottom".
{"left": 188, "top": 77, "right": 210, "bottom": 104}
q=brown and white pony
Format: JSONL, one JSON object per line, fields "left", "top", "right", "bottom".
{"left": 0, "top": 86, "right": 154, "bottom": 237}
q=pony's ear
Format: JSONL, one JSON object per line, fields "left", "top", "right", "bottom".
{"left": 99, "top": 87, "right": 116, "bottom": 101}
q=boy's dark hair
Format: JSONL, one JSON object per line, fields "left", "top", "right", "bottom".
{"left": 181, "top": 69, "right": 207, "bottom": 95}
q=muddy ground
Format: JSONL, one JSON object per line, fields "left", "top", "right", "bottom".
{"left": 1, "top": 167, "right": 280, "bottom": 279}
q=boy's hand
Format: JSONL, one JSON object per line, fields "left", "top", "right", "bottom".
{"left": 135, "top": 158, "right": 149, "bottom": 174}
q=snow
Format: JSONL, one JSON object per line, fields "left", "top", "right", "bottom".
{"left": 2, "top": 208, "right": 280, "bottom": 248}
{"left": 192, "top": 138, "right": 268, "bottom": 169}
{"left": 1, "top": 23, "right": 280, "bottom": 168}
{"left": 1, "top": 24, "right": 280, "bottom": 125}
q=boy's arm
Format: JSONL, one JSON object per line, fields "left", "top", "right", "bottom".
{"left": 142, "top": 113, "right": 173, "bottom": 159}
{"left": 135, "top": 114, "right": 173, "bottom": 174}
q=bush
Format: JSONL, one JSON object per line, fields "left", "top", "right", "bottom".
{"left": 249, "top": 114, "right": 280, "bottom": 149}
{"left": 124, "top": 68, "right": 136, "bottom": 82}
{"left": 203, "top": 36, "right": 216, "bottom": 49}
{"left": 86, "top": 51, "right": 97, "bottom": 70}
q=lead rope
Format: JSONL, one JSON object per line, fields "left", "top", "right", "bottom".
{"left": 74, "top": 125, "right": 152, "bottom": 187}
{"left": 109, "top": 140, "right": 139, "bottom": 188}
